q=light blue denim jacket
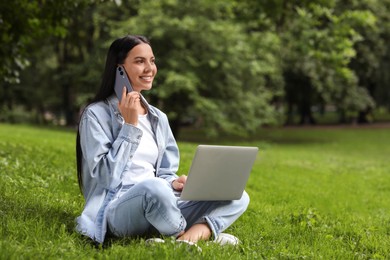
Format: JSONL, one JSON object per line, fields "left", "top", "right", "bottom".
{"left": 75, "top": 94, "right": 179, "bottom": 243}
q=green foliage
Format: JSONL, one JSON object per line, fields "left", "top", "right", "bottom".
{"left": 1, "top": 0, "right": 389, "bottom": 132}
{"left": 281, "top": 3, "right": 378, "bottom": 121}
{"left": 338, "top": 0, "right": 390, "bottom": 110}
{"left": 0, "top": 0, "right": 89, "bottom": 84}
{"left": 112, "top": 0, "right": 282, "bottom": 135}
{"left": 1, "top": 124, "right": 390, "bottom": 258}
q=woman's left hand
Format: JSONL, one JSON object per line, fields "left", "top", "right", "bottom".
{"left": 172, "top": 175, "right": 187, "bottom": 191}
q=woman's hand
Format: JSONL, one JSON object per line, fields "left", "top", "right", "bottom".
{"left": 118, "top": 87, "right": 141, "bottom": 125}
{"left": 172, "top": 175, "right": 187, "bottom": 191}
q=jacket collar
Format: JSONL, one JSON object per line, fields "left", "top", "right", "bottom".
{"left": 107, "top": 93, "right": 150, "bottom": 112}
{"left": 106, "top": 94, "right": 159, "bottom": 124}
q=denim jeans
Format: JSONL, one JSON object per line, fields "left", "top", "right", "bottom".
{"left": 106, "top": 178, "right": 250, "bottom": 240}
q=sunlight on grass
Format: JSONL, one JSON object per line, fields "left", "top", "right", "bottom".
{"left": 1, "top": 123, "right": 390, "bottom": 259}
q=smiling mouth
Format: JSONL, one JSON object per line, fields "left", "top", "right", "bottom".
{"left": 140, "top": 76, "right": 153, "bottom": 81}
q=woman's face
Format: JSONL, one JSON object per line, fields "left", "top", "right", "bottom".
{"left": 122, "top": 43, "right": 157, "bottom": 92}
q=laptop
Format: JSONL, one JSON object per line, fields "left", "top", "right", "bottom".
{"left": 179, "top": 145, "right": 258, "bottom": 201}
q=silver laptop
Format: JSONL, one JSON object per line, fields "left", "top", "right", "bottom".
{"left": 179, "top": 145, "right": 258, "bottom": 201}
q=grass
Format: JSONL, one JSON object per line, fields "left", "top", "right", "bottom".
{"left": 1, "top": 123, "right": 390, "bottom": 259}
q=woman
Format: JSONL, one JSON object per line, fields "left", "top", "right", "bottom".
{"left": 75, "top": 35, "right": 249, "bottom": 247}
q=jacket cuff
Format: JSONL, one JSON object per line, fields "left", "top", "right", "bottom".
{"left": 119, "top": 123, "right": 143, "bottom": 143}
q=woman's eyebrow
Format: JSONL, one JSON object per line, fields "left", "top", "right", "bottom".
{"left": 134, "top": 56, "right": 155, "bottom": 60}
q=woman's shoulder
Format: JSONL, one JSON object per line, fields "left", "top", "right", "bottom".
{"left": 81, "top": 99, "right": 111, "bottom": 121}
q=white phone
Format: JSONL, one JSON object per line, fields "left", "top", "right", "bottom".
{"left": 114, "top": 65, "right": 133, "bottom": 99}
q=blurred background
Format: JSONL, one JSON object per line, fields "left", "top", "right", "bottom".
{"left": 1, "top": 0, "right": 389, "bottom": 137}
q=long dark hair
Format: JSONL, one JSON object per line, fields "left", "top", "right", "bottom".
{"left": 76, "top": 35, "right": 151, "bottom": 193}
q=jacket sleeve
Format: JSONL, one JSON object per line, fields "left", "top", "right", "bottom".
{"left": 79, "top": 108, "right": 143, "bottom": 190}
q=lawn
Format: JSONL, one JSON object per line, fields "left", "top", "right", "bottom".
{"left": 1, "top": 123, "right": 389, "bottom": 259}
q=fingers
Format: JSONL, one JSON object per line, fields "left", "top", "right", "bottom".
{"left": 127, "top": 92, "right": 140, "bottom": 104}
{"left": 118, "top": 89, "right": 141, "bottom": 125}
{"left": 175, "top": 182, "right": 184, "bottom": 190}
{"left": 119, "top": 88, "right": 140, "bottom": 106}
{"left": 173, "top": 175, "right": 187, "bottom": 191}
{"left": 178, "top": 175, "right": 187, "bottom": 184}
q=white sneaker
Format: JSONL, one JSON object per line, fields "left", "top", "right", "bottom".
{"left": 214, "top": 233, "right": 240, "bottom": 246}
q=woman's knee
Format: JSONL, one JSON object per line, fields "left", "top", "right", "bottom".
{"left": 137, "top": 178, "right": 174, "bottom": 200}
{"left": 237, "top": 190, "right": 250, "bottom": 213}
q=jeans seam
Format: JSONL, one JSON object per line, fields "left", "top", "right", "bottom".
{"left": 204, "top": 216, "right": 219, "bottom": 240}
{"left": 144, "top": 192, "right": 185, "bottom": 236}
{"left": 108, "top": 190, "right": 185, "bottom": 237}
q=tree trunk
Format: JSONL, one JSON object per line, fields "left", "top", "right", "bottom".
{"left": 169, "top": 118, "right": 181, "bottom": 139}
{"left": 299, "top": 101, "right": 316, "bottom": 125}
{"left": 357, "top": 109, "right": 371, "bottom": 124}
{"left": 57, "top": 39, "right": 76, "bottom": 126}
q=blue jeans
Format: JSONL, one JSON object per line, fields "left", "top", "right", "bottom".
{"left": 106, "top": 178, "right": 250, "bottom": 240}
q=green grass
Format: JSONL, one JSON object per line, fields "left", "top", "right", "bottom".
{"left": 1, "top": 123, "right": 390, "bottom": 259}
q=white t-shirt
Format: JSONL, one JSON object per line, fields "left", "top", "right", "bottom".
{"left": 121, "top": 114, "right": 158, "bottom": 186}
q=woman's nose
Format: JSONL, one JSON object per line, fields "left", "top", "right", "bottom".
{"left": 144, "top": 61, "right": 152, "bottom": 72}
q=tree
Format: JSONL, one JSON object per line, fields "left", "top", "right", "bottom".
{"left": 0, "top": 0, "right": 122, "bottom": 125}
{"left": 277, "top": 3, "right": 376, "bottom": 124}
{"left": 3, "top": 0, "right": 388, "bottom": 129}
{"left": 337, "top": 0, "right": 390, "bottom": 122}
{"left": 112, "top": 0, "right": 282, "bottom": 136}
{"left": 0, "top": 0, "right": 94, "bottom": 84}
{"left": 0, "top": 0, "right": 58, "bottom": 114}
{"left": 0, "top": 0, "right": 93, "bottom": 123}
{"left": 232, "top": 0, "right": 382, "bottom": 125}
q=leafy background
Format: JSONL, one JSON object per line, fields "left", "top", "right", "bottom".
{"left": 1, "top": 0, "right": 389, "bottom": 136}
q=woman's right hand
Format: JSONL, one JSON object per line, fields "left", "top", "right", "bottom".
{"left": 118, "top": 86, "right": 140, "bottom": 125}
{"left": 172, "top": 175, "right": 187, "bottom": 191}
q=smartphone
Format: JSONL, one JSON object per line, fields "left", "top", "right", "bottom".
{"left": 114, "top": 65, "right": 133, "bottom": 99}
